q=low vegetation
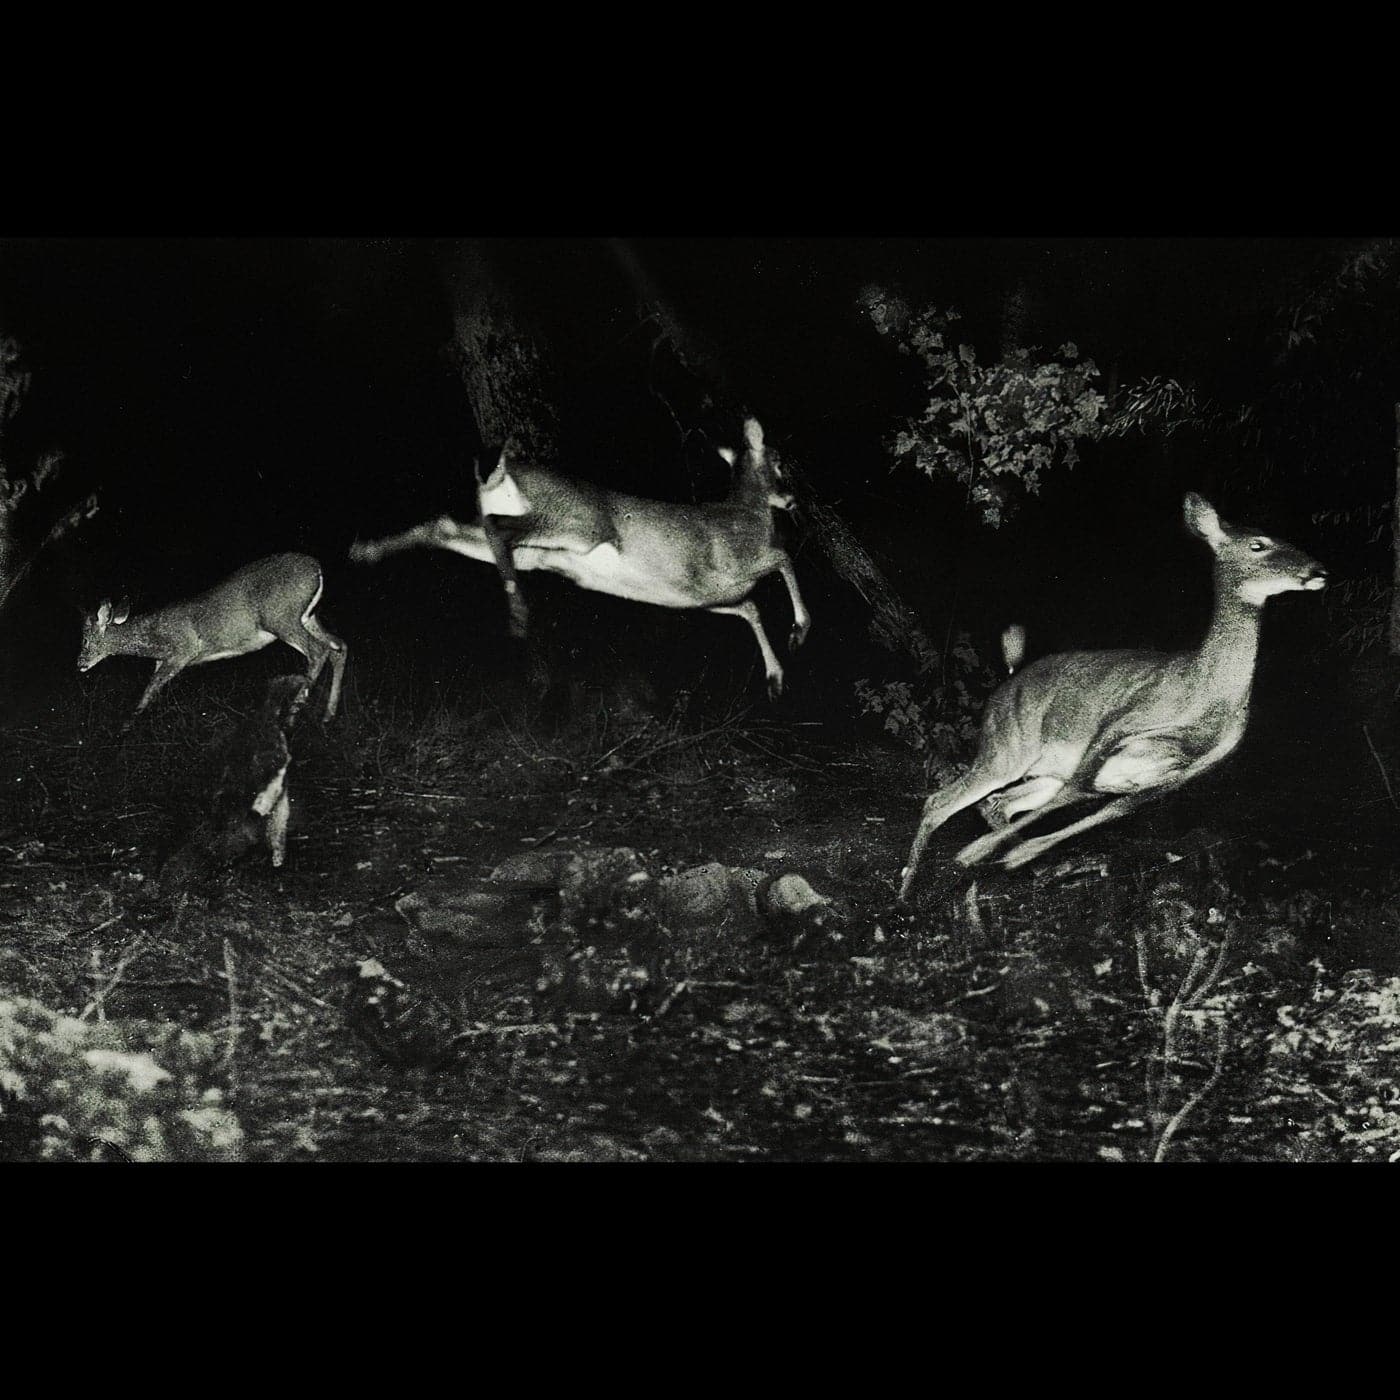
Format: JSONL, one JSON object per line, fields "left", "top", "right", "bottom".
{"left": 3, "top": 648, "right": 1397, "bottom": 1163}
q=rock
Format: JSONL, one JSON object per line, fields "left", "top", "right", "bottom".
{"left": 394, "top": 885, "right": 543, "bottom": 947}
{"left": 759, "top": 873, "right": 830, "bottom": 918}
{"left": 489, "top": 848, "right": 576, "bottom": 889}
{"left": 656, "top": 862, "right": 766, "bottom": 940}
{"left": 400, "top": 847, "right": 839, "bottom": 952}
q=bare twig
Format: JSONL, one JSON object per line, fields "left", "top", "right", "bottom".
{"left": 78, "top": 923, "right": 142, "bottom": 1022}
{"left": 1153, "top": 1013, "right": 1228, "bottom": 1163}
{"left": 222, "top": 937, "right": 241, "bottom": 1095}
{"left": 1140, "top": 921, "right": 1234, "bottom": 1160}
{"left": 259, "top": 958, "right": 333, "bottom": 1011}
{"left": 1362, "top": 724, "right": 1400, "bottom": 811}
{"left": 0, "top": 492, "right": 98, "bottom": 613}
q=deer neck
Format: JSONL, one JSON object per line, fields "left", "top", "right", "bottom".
{"left": 725, "top": 465, "right": 768, "bottom": 514}
{"left": 1190, "top": 567, "right": 1264, "bottom": 710}
{"left": 105, "top": 621, "right": 163, "bottom": 659}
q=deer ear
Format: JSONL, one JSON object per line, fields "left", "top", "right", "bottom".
{"left": 716, "top": 447, "right": 737, "bottom": 467}
{"left": 1183, "top": 492, "right": 1227, "bottom": 546}
{"left": 742, "top": 418, "right": 765, "bottom": 458}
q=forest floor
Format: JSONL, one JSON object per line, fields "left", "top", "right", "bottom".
{"left": 4, "top": 657, "right": 1400, "bottom": 1163}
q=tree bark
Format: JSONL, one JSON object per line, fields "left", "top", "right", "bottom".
{"left": 439, "top": 243, "right": 558, "bottom": 664}
{"left": 606, "top": 240, "right": 935, "bottom": 668}
{"left": 1390, "top": 401, "right": 1400, "bottom": 655}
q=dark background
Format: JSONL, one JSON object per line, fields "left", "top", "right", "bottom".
{"left": 0, "top": 237, "right": 1378, "bottom": 723}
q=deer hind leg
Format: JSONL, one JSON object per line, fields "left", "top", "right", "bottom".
{"left": 709, "top": 600, "right": 785, "bottom": 701}
{"left": 899, "top": 758, "right": 1037, "bottom": 901}
{"left": 349, "top": 515, "right": 475, "bottom": 564}
{"left": 977, "top": 774, "right": 1066, "bottom": 830}
{"left": 776, "top": 556, "right": 811, "bottom": 652}
{"left": 955, "top": 784, "right": 1099, "bottom": 867}
{"left": 302, "top": 614, "right": 348, "bottom": 720}
{"left": 999, "top": 792, "right": 1158, "bottom": 871}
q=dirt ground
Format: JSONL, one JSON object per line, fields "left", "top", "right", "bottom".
{"left": 4, "top": 655, "right": 1400, "bottom": 1163}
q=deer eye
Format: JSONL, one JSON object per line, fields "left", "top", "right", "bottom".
{"left": 1250, "top": 539, "right": 1268, "bottom": 552}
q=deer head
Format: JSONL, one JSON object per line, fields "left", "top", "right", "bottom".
{"left": 1183, "top": 493, "right": 1328, "bottom": 604}
{"left": 77, "top": 597, "right": 131, "bottom": 671}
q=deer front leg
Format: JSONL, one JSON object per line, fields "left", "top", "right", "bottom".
{"left": 900, "top": 763, "right": 1033, "bottom": 901}
{"left": 127, "top": 657, "right": 192, "bottom": 726}
{"left": 710, "top": 600, "right": 785, "bottom": 701}
{"left": 777, "top": 556, "right": 811, "bottom": 651}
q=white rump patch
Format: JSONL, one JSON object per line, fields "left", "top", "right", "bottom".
{"left": 479, "top": 465, "right": 532, "bottom": 518}
{"left": 300, "top": 571, "right": 325, "bottom": 625}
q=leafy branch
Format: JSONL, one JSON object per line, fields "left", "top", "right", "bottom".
{"left": 863, "top": 294, "right": 1107, "bottom": 528}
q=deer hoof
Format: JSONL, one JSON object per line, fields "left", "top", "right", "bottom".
{"left": 766, "top": 671, "right": 785, "bottom": 702}
{"left": 789, "top": 622, "right": 810, "bottom": 652}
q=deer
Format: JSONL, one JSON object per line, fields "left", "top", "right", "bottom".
{"left": 77, "top": 552, "right": 348, "bottom": 726}
{"left": 898, "top": 493, "right": 1328, "bottom": 901}
{"left": 348, "top": 418, "right": 811, "bottom": 700}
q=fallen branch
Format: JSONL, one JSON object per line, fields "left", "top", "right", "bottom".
{"left": 78, "top": 923, "right": 142, "bottom": 1022}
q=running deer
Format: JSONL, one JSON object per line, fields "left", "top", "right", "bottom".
{"left": 898, "top": 494, "right": 1327, "bottom": 900}
{"left": 348, "top": 418, "right": 810, "bottom": 700}
{"left": 77, "top": 553, "right": 348, "bottom": 725}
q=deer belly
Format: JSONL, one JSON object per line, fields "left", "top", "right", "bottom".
{"left": 196, "top": 630, "right": 279, "bottom": 664}
{"left": 540, "top": 543, "right": 705, "bottom": 608}
{"left": 1092, "top": 736, "right": 1193, "bottom": 793}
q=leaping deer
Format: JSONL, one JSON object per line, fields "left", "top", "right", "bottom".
{"left": 77, "top": 553, "right": 348, "bottom": 726}
{"left": 898, "top": 493, "right": 1328, "bottom": 900}
{"left": 349, "top": 418, "right": 811, "bottom": 700}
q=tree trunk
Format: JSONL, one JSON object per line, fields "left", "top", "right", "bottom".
{"left": 438, "top": 242, "right": 564, "bottom": 687}
{"left": 1390, "top": 401, "right": 1400, "bottom": 656}
{"left": 606, "top": 240, "right": 935, "bottom": 668}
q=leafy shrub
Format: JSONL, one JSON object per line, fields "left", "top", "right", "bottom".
{"left": 1257, "top": 964, "right": 1400, "bottom": 1161}
{"left": 862, "top": 294, "right": 1107, "bottom": 527}
{"left": 854, "top": 290, "right": 1105, "bottom": 773}
{"left": 0, "top": 993, "right": 243, "bottom": 1162}
{"left": 855, "top": 630, "right": 999, "bottom": 783}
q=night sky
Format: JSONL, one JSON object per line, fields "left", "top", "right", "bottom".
{"left": 0, "top": 237, "right": 1378, "bottom": 718}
